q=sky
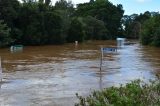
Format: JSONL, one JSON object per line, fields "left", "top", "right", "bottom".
{"left": 110, "top": 0, "right": 160, "bottom": 15}
{"left": 51, "top": 0, "right": 160, "bottom": 15}
{"left": 19, "top": 0, "right": 160, "bottom": 15}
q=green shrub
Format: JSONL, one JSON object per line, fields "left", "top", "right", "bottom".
{"left": 75, "top": 79, "right": 160, "bottom": 106}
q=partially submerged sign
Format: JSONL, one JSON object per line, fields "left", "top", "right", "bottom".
{"left": 0, "top": 57, "right": 2, "bottom": 82}
{"left": 100, "top": 47, "right": 117, "bottom": 70}
{"left": 101, "top": 47, "right": 117, "bottom": 53}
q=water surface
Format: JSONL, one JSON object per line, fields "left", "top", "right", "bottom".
{"left": 0, "top": 41, "right": 160, "bottom": 106}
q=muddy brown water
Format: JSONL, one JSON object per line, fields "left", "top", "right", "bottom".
{"left": 0, "top": 40, "right": 160, "bottom": 106}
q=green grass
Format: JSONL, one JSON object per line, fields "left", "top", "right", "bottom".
{"left": 75, "top": 79, "right": 160, "bottom": 106}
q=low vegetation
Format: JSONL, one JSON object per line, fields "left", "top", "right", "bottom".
{"left": 75, "top": 79, "right": 160, "bottom": 106}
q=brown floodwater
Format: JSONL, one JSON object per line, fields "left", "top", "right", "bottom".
{"left": 0, "top": 40, "right": 160, "bottom": 106}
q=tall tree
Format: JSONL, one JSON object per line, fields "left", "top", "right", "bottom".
{"left": 55, "top": 0, "right": 74, "bottom": 43}
{"left": 0, "top": 0, "right": 20, "bottom": 26}
{"left": 0, "top": 0, "right": 21, "bottom": 44}
{"left": 45, "top": 0, "right": 50, "bottom": 5}
{"left": 67, "top": 17, "right": 85, "bottom": 42}
{"left": 83, "top": 16, "right": 108, "bottom": 40}
{"left": 122, "top": 12, "right": 152, "bottom": 39}
{"left": 76, "top": 0, "right": 124, "bottom": 39}
{"left": 141, "top": 14, "right": 160, "bottom": 46}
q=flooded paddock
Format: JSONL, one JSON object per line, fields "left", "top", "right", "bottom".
{"left": 0, "top": 40, "right": 160, "bottom": 106}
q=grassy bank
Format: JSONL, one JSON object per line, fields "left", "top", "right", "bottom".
{"left": 75, "top": 79, "right": 160, "bottom": 106}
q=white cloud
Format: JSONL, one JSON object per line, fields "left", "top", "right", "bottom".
{"left": 136, "top": 0, "right": 152, "bottom": 3}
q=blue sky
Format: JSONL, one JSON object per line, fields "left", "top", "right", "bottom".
{"left": 51, "top": 0, "right": 160, "bottom": 15}
{"left": 19, "top": 0, "right": 160, "bottom": 15}
{"left": 110, "top": 0, "right": 160, "bottom": 15}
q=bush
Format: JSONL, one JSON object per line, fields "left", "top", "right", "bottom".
{"left": 75, "top": 79, "right": 160, "bottom": 106}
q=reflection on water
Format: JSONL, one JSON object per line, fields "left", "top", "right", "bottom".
{"left": 0, "top": 41, "right": 160, "bottom": 106}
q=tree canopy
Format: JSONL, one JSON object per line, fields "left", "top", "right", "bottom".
{"left": 140, "top": 14, "right": 160, "bottom": 46}
{"left": 1, "top": 0, "right": 159, "bottom": 47}
{"left": 0, "top": 0, "right": 125, "bottom": 47}
{"left": 122, "top": 11, "right": 160, "bottom": 47}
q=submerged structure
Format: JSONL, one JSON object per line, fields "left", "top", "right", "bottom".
{"left": 117, "top": 38, "right": 125, "bottom": 48}
{"left": 10, "top": 45, "right": 23, "bottom": 53}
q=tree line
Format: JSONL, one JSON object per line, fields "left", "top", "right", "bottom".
{"left": 0, "top": 0, "right": 124, "bottom": 47}
{"left": 0, "top": 0, "right": 160, "bottom": 47}
{"left": 122, "top": 11, "right": 160, "bottom": 47}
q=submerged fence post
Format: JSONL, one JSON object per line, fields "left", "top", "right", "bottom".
{"left": 0, "top": 57, "right": 2, "bottom": 82}
{"left": 75, "top": 41, "right": 78, "bottom": 46}
{"left": 100, "top": 47, "right": 103, "bottom": 71}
